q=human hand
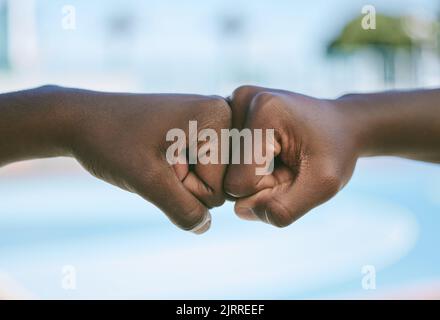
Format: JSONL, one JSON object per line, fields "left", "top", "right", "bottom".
{"left": 224, "top": 86, "right": 359, "bottom": 227}
{"left": 62, "top": 88, "right": 231, "bottom": 234}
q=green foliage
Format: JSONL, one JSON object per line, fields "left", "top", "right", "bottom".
{"left": 327, "top": 14, "right": 414, "bottom": 54}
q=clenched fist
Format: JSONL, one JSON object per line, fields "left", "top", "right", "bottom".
{"left": 0, "top": 86, "right": 231, "bottom": 234}
{"left": 224, "top": 86, "right": 359, "bottom": 227}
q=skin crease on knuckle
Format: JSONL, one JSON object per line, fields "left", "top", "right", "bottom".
{"left": 187, "top": 175, "right": 225, "bottom": 209}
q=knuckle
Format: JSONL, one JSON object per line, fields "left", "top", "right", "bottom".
{"left": 200, "top": 182, "right": 226, "bottom": 208}
{"left": 223, "top": 176, "right": 255, "bottom": 198}
{"left": 211, "top": 96, "right": 232, "bottom": 124}
{"left": 200, "top": 96, "right": 231, "bottom": 128}
{"left": 39, "top": 84, "right": 61, "bottom": 91}
{"left": 250, "top": 92, "right": 280, "bottom": 115}
{"left": 208, "top": 193, "right": 226, "bottom": 207}
{"left": 208, "top": 95, "right": 228, "bottom": 108}
{"left": 231, "top": 85, "right": 256, "bottom": 102}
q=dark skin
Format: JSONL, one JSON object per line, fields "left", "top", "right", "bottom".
{"left": 224, "top": 85, "right": 440, "bottom": 227}
{"left": 0, "top": 85, "right": 439, "bottom": 231}
{"left": 0, "top": 85, "right": 231, "bottom": 234}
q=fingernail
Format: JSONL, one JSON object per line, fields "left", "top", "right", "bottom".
{"left": 190, "top": 211, "right": 212, "bottom": 235}
{"left": 235, "top": 207, "right": 259, "bottom": 221}
{"left": 225, "top": 191, "right": 241, "bottom": 198}
{"left": 262, "top": 209, "right": 272, "bottom": 225}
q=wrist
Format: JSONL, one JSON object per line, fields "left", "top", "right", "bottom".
{"left": 332, "top": 93, "right": 383, "bottom": 158}
{"left": 0, "top": 85, "right": 79, "bottom": 166}
{"left": 32, "top": 85, "right": 80, "bottom": 157}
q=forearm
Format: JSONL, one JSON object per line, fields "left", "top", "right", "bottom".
{"left": 0, "top": 85, "right": 76, "bottom": 167}
{"left": 335, "top": 89, "right": 440, "bottom": 163}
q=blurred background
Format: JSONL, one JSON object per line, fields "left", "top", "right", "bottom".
{"left": 0, "top": 0, "right": 439, "bottom": 299}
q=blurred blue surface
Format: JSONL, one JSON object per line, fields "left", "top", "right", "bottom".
{"left": 0, "top": 158, "right": 438, "bottom": 298}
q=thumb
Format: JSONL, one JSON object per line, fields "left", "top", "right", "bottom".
{"left": 234, "top": 157, "right": 342, "bottom": 227}
{"left": 132, "top": 160, "right": 211, "bottom": 234}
